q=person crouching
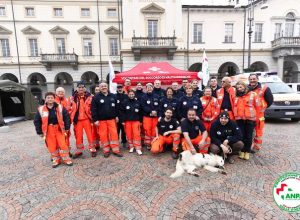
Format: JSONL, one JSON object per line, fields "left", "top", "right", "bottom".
{"left": 181, "top": 108, "right": 210, "bottom": 154}
{"left": 151, "top": 108, "right": 181, "bottom": 159}
{"left": 34, "top": 92, "right": 73, "bottom": 168}
{"left": 209, "top": 111, "right": 244, "bottom": 164}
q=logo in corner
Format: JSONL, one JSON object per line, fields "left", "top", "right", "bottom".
{"left": 273, "top": 172, "right": 300, "bottom": 213}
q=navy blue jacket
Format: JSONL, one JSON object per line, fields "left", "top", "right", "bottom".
{"left": 210, "top": 119, "right": 243, "bottom": 147}
{"left": 92, "top": 92, "right": 118, "bottom": 121}
{"left": 135, "top": 89, "right": 145, "bottom": 101}
{"left": 177, "top": 95, "right": 203, "bottom": 119}
{"left": 120, "top": 98, "right": 142, "bottom": 122}
{"left": 211, "top": 85, "right": 221, "bottom": 98}
{"left": 173, "top": 90, "right": 184, "bottom": 100}
{"left": 192, "top": 87, "right": 203, "bottom": 98}
{"left": 116, "top": 92, "right": 128, "bottom": 116}
{"left": 140, "top": 92, "right": 160, "bottom": 117}
{"left": 158, "top": 97, "right": 178, "bottom": 118}
{"left": 153, "top": 88, "right": 166, "bottom": 98}
{"left": 179, "top": 86, "right": 186, "bottom": 93}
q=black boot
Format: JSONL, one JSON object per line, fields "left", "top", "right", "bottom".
{"left": 72, "top": 152, "right": 83, "bottom": 159}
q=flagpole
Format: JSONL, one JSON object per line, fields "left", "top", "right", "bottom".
{"left": 109, "top": 57, "right": 117, "bottom": 94}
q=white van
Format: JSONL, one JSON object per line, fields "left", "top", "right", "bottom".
{"left": 286, "top": 83, "right": 300, "bottom": 94}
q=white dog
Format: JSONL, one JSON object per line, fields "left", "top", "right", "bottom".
{"left": 170, "top": 151, "right": 226, "bottom": 178}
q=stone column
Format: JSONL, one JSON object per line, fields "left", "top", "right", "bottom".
{"left": 277, "top": 56, "right": 284, "bottom": 81}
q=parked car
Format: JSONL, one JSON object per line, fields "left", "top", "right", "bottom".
{"left": 261, "top": 77, "right": 300, "bottom": 122}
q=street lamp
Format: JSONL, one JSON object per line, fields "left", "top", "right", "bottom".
{"left": 247, "top": 0, "right": 254, "bottom": 69}
{"left": 233, "top": 0, "right": 268, "bottom": 70}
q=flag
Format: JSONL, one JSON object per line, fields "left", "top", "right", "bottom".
{"left": 199, "top": 50, "right": 210, "bottom": 87}
{"left": 109, "top": 57, "right": 117, "bottom": 94}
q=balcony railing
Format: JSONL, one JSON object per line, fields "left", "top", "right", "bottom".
{"left": 40, "top": 53, "right": 78, "bottom": 70}
{"left": 271, "top": 37, "right": 300, "bottom": 48}
{"left": 131, "top": 37, "right": 177, "bottom": 61}
{"left": 132, "top": 37, "right": 176, "bottom": 48}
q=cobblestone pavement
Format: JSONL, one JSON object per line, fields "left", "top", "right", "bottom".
{"left": 0, "top": 119, "right": 299, "bottom": 220}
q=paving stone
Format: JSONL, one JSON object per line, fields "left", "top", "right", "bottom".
{"left": 0, "top": 120, "right": 298, "bottom": 219}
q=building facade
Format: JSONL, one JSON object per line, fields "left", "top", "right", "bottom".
{"left": 0, "top": 0, "right": 299, "bottom": 99}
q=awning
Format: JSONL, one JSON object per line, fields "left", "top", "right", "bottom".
{"left": 113, "top": 62, "right": 200, "bottom": 85}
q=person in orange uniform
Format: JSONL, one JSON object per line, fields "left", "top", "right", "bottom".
{"left": 200, "top": 87, "right": 220, "bottom": 133}
{"left": 248, "top": 74, "right": 273, "bottom": 152}
{"left": 55, "top": 87, "right": 72, "bottom": 155}
{"left": 151, "top": 108, "right": 181, "bottom": 159}
{"left": 216, "top": 77, "right": 236, "bottom": 120}
{"left": 123, "top": 78, "right": 132, "bottom": 94}
{"left": 34, "top": 92, "right": 73, "bottom": 168}
{"left": 181, "top": 109, "right": 211, "bottom": 154}
{"left": 120, "top": 90, "right": 143, "bottom": 155}
{"left": 91, "top": 82, "right": 123, "bottom": 158}
{"left": 70, "top": 81, "right": 96, "bottom": 158}
{"left": 140, "top": 83, "right": 160, "bottom": 150}
{"left": 92, "top": 86, "right": 101, "bottom": 150}
{"left": 234, "top": 81, "right": 260, "bottom": 160}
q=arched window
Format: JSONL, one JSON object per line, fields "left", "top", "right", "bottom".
{"left": 285, "top": 12, "right": 295, "bottom": 37}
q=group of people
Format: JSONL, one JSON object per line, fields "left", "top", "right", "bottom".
{"left": 34, "top": 74, "right": 273, "bottom": 168}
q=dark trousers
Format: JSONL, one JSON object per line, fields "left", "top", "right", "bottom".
{"left": 117, "top": 121, "right": 127, "bottom": 144}
{"left": 209, "top": 141, "right": 244, "bottom": 155}
{"left": 236, "top": 120, "right": 256, "bottom": 153}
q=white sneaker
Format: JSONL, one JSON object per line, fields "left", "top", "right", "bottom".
{"left": 129, "top": 148, "right": 134, "bottom": 153}
{"left": 136, "top": 149, "right": 143, "bottom": 155}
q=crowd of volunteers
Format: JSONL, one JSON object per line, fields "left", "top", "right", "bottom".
{"left": 34, "top": 74, "right": 273, "bottom": 168}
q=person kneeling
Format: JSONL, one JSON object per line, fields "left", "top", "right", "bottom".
{"left": 181, "top": 109, "right": 210, "bottom": 154}
{"left": 151, "top": 108, "right": 181, "bottom": 159}
{"left": 209, "top": 111, "right": 244, "bottom": 164}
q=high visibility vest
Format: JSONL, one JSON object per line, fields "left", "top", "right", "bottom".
{"left": 200, "top": 96, "right": 220, "bottom": 121}
{"left": 70, "top": 95, "right": 92, "bottom": 122}
{"left": 38, "top": 104, "right": 65, "bottom": 136}
{"left": 124, "top": 86, "right": 133, "bottom": 94}
{"left": 252, "top": 85, "right": 268, "bottom": 116}
{"left": 233, "top": 91, "right": 260, "bottom": 121}
{"left": 216, "top": 87, "right": 236, "bottom": 111}
{"left": 55, "top": 96, "right": 72, "bottom": 114}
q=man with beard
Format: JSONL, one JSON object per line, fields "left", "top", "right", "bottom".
{"left": 181, "top": 109, "right": 210, "bottom": 154}
{"left": 248, "top": 73, "right": 273, "bottom": 152}
{"left": 210, "top": 111, "right": 244, "bottom": 164}
{"left": 209, "top": 76, "right": 221, "bottom": 98}
{"left": 151, "top": 108, "right": 181, "bottom": 159}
